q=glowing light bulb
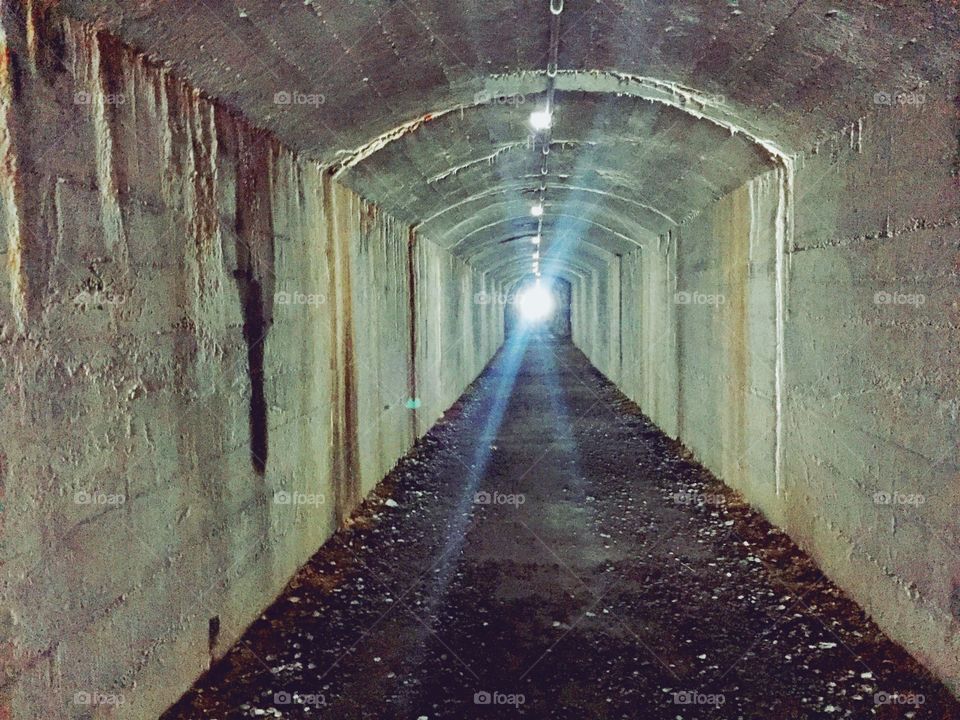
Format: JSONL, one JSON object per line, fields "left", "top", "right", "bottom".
{"left": 531, "top": 203, "right": 544, "bottom": 217}
{"left": 531, "top": 235, "right": 541, "bottom": 245}
{"left": 529, "top": 109, "right": 552, "bottom": 131}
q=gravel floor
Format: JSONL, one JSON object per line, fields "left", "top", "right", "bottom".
{"left": 162, "top": 337, "right": 960, "bottom": 719}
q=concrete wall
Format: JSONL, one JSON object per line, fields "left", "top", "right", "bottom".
{"left": 412, "top": 240, "right": 502, "bottom": 438}
{"left": 0, "top": 13, "right": 501, "bottom": 720}
{"left": 575, "top": 102, "right": 960, "bottom": 692}
{"left": 571, "top": 257, "right": 622, "bottom": 385}
{"left": 781, "top": 103, "right": 959, "bottom": 694}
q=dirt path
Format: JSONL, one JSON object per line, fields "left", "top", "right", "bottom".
{"left": 162, "top": 338, "right": 959, "bottom": 719}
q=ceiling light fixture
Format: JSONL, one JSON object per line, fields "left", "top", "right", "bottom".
{"left": 531, "top": 203, "right": 544, "bottom": 217}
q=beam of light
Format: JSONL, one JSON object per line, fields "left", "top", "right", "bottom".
{"left": 534, "top": 94, "right": 608, "bottom": 287}
{"left": 395, "top": 328, "right": 532, "bottom": 695}
{"left": 518, "top": 281, "right": 555, "bottom": 323}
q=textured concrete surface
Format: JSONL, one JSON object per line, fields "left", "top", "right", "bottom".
{"left": 49, "top": 0, "right": 959, "bottom": 285}
{"left": 0, "top": 0, "right": 957, "bottom": 716}
{"left": 0, "top": 8, "right": 501, "bottom": 719}
{"left": 161, "top": 339, "right": 960, "bottom": 719}
{"left": 576, "top": 113, "right": 960, "bottom": 695}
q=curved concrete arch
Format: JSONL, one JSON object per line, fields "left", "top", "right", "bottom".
{"left": 442, "top": 206, "right": 646, "bottom": 256}
{"left": 477, "top": 240, "right": 606, "bottom": 274}
{"left": 500, "top": 267, "right": 583, "bottom": 289}
{"left": 445, "top": 217, "right": 637, "bottom": 265}
{"left": 333, "top": 69, "right": 793, "bottom": 173}
{"left": 470, "top": 237, "right": 613, "bottom": 281}
{"left": 468, "top": 223, "right": 619, "bottom": 263}
{"left": 493, "top": 255, "right": 592, "bottom": 285}
{"left": 417, "top": 180, "right": 679, "bottom": 233}
{"left": 503, "top": 274, "right": 575, "bottom": 294}
{"left": 462, "top": 229, "right": 622, "bottom": 271}
{"left": 332, "top": 78, "right": 783, "bottom": 265}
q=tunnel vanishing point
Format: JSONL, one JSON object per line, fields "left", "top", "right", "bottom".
{"left": 0, "top": 1, "right": 959, "bottom": 718}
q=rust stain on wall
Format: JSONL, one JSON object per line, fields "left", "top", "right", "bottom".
{"left": 0, "top": 40, "right": 28, "bottom": 334}
{"left": 323, "top": 173, "right": 361, "bottom": 522}
{"left": 0, "top": 3, "right": 489, "bottom": 717}
{"left": 341, "top": 198, "right": 360, "bottom": 517}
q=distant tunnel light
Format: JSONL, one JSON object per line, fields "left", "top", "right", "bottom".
{"left": 518, "top": 282, "right": 554, "bottom": 323}
{"left": 529, "top": 109, "right": 553, "bottom": 131}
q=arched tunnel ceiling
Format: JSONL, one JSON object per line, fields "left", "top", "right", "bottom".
{"left": 337, "top": 92, "right": 775, "bottom": 273}
{"left": 57, "top": 0, "right": 957, "bottom": 282}
{"left": 474, "top": 232, "right": 614, "bottom": 282}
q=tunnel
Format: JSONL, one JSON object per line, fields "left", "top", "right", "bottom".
{"left": 0, "top": 0, "right": 958, "bottom": 717}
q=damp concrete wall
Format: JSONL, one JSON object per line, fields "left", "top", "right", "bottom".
{"left": 0, "top": 14, "right": 502, "bottom": 720}
{"left": 570, "top": 258, "right": 621, "bottom": 385}
{"left": 575, "top": 103, "right": 960, "bottom": 692}
{"left": 412, "top": 238, "right": 502, "bottom": 439}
